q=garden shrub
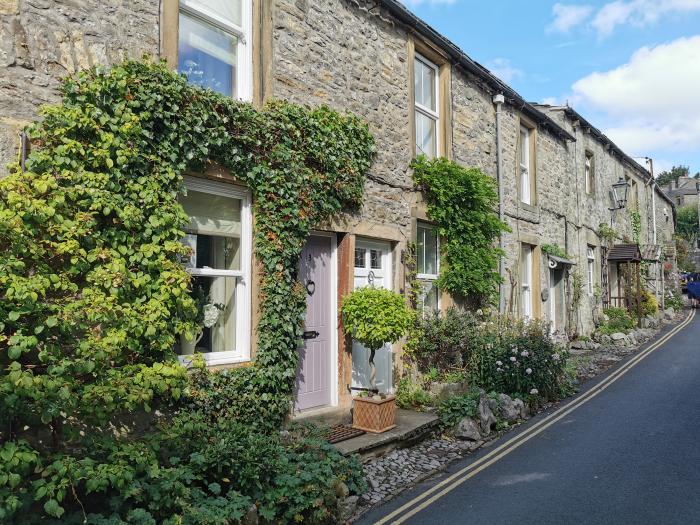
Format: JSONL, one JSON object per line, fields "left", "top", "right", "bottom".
{"left": 436, "top": 388, "right": 482, "bottom": 428}
{"left": 395, "top": 376, "right": 433, "bottom": 410}
{"left": 598, "top": 307, "right": 635, "bottom": 334}
{"left": 0, "top": 59, "right": 374, "bottom": 522}
{"left": 640, "top": 289, "right": 659, "bottom": 316}
{"left": 665, "top": 293, "right": 684, "bottom": 311}
{"left": 466, "top": 316, "right": 570, "bottom": 401}
{"left": 405, "top": 308, "right": 478, "bottom": 373}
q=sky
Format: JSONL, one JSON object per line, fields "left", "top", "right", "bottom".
{"left": 400, "top": 0, "right": 700, "bottom": 176}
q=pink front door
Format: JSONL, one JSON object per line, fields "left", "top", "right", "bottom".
{"left": 295, "top": 235, "right": 333, "bottom": 411}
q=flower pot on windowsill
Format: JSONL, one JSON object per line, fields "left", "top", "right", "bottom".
{"left": 352, "top": 394, "right": 397, "bottom": 433}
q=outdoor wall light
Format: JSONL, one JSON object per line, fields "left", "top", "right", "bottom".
{"left": 611, "top": 176, "right": 630, "bottom": 210}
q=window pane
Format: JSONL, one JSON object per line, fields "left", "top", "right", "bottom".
{"left": 179, "top": 11, "right": 237, "bottom": 97}
{"left": 181, "top": 189, "right": 242, "bottom": 271}
{"left": 184, "top": 0, "right": 242, "bottom": 27}
{"left": 178, "top": 276, "right": 237, "bottom": 354}
{"left": 420, "top": 280, "right": 439, "bottom": 314}
{"left": 417, "top": 225, "right": 437, "bottom": 275}
{"left": 370, "top": 249, "right": 382, "bottom": 270}
{"left": 415, "top": 111, "right": 436, "bottom": 158}
{"left": 354, "top": 248, "right": 366, "bottom": 268}
{"left": 414, "top": 58, "right": 435, "bottom": 110}
{"left": 519, "top": 128, "right": 528, "bottom": 166}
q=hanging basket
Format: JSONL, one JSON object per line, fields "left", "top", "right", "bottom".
{"left": 352, "top": 394, "right": 396, "bottom": 433}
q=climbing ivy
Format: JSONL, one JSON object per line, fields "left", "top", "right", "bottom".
{"left": 411, "top": 156, "right": 509, "bottom": 305}
{"left": 0, "top": 59, "right": 374, "bottom": 521}
{"left": 630, "top": 208, "right": 642, "bottom": 244}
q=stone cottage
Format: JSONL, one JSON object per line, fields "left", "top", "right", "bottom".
{"left": 0, "top": 0, "right": 675, "bottom": 415}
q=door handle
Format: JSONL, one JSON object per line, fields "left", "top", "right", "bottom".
{"left": 303, "top": 330, "right": 320, "bottom": 340}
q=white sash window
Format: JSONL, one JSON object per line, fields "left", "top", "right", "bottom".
{"left": 178, "top": 176, "right": 252, "bottom": 365}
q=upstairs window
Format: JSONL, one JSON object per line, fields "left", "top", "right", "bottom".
{"left": 416, "top": 223, "right": 439, "bottom": 314}
{"left": 585, "top": 151, "right": 595, "bottom": 194}
{"left": 178, "top": 0, "right": 251, "bottom": 100}
{"left": 414, "top": 54, "right": 439, "bottom": 158}
{"left": 519, "top": 125, "right": 532, "bottom": 205}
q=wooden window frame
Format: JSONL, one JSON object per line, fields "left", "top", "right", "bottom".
{"left": 587, "top": 245, "right": 595, "bottom": 295}
{"left": 521, "top": 243, "right": 534, "bottom": 319}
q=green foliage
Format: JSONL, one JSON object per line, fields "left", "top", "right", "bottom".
{"left": 640, "top": 289, "right": 659, "bottom": 317}
{"left": 597, "top": 223, "right": 617, "bottom": 244}
{"left": 676, "top": 205, "right": 699, "bottom": 244}
{"left": 541, "top": 244, "right": 570, "bottom": 259}
{"left": 436, "top": 388, "right": 482, "bottom": 428}
{"left": 598, "top": 307, "right": 634, "bottom": 334}
{"left": 395, "top": 376, "right": 433, "bottom": 410}
{"left": 655, "top": 165, "right": 697, "bottom": 187}
{"left": 630, "top": 208, "right": 642, "bottom": 244}
{"left": 0, "top": 59, "right": 374, "bottom": 521}
{"left": 405, "top": 308, "right": 479, "bottom": 373}
{"left": 466, "top": 317, "right": 570, "bottom": 400}
{"left": 340, "top": 287, "right": 413, "bottom": 352}
{"left": 411, "top": 156, "right": 509, "bottom": 304}
{"left": 665, "top": 293, "right": 684, "bottom": 311}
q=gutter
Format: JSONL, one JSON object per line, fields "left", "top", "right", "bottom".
{"left": 493, "top": 93, "right": 506, "bottom": 313}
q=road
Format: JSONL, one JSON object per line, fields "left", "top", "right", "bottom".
{"left": 360, "top": 310, "right": 699, "bottom": 525}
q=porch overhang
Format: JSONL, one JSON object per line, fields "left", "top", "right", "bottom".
{"left": 547, "top": 254, "right": 577, "bottom": 269}
{"left": 608, "top": 243, "right": 642, "bottom": 263}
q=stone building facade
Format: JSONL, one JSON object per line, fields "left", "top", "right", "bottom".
{"left": 0, "top": 0, "right": 676, "bottom": 414}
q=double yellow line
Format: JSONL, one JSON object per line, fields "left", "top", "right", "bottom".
{"left": 375, "top": 309, "right": 697, "bottom": 525}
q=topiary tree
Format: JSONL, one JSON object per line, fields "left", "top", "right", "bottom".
{"left": 340, "top": 287, "right": 413, "bottom": 393}
{"left": 0, "top": 59, "right": 374, "bottom": 521}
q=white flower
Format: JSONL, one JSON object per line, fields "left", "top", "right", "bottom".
{"left": 521, "top": 350, "right": 529, "bottom": 357}
{"left": 551, "top": 353, "right": 561, "bottom": 361}
{"left": 203, "top": 303, "right": 222, "bottom": 328}
{"left": 497, "top": 367, "right": 503, "bottom": 372}
{"left": 496, "top": 360, "right": 503, "bottom": 366}
{"left": 510, "top": 356, "right": 517, "bottom": 362}
{"left": 525, "top": 368, "right": 532, "bottom": 375}
{"left": 511, "top": 346, "right": 518, "bottom": 354}
{"left": 530, "top": 388, "right": 539, "bottom": 395}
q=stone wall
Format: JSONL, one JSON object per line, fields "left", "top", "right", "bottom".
{"left": 0, "top": 0, "right": 160, "bottom": 177}
{"left": 0, "top": 0, "right": 675, "bottom": 343}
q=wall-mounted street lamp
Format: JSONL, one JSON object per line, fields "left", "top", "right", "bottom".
{"left": 607, "top": 176, "right": 630, "bottom": 229}
{"left": 611, "top": 176, "right": 630, "bottom": 210}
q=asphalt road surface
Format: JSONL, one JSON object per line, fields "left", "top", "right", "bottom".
{"left": 360, "top": 310, "right": 699, "bottom": 525}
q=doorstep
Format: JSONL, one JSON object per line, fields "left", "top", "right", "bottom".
{"left": 333, "top": 409, "right": 439, "bottom": 460}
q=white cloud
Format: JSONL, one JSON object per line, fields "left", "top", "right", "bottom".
{"left": 547, "top": 3, "right": 594, "bottom": 33}
{"left": 486, "top": 58, "right": 523, "bottom": 84}
{"left": 592, "top": 0, "right": 700, "bottom": 37}
{"left": 540, "top": 96, "right": 562, "bottom": 106}
{"left": 546, "top": 0, "right": 700, "bottom": 37}
{"left": 572, "top": 36, "right": 700, "bottom": 154}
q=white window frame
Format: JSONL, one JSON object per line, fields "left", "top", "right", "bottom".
{"left": 414, "top": 53, "right": 440, "bottom": 158}
{"left": 416, "top": 222, "right": 440, "bottom": 312}
{"left": 179, "top": 175, "right": 252, "bottom": 365}
{"left": 521, "top": 244, "right": 533, "bottom": 319}
{"left": 179, "top": 0, "right": 253, "bottom": 102}
{"left": 587, "top": 246, "right": 595, "bottom": 296}
{"left": 519, "top": 125, "right": 531, "bottom": 205}
{"left": 585, "top": 152, "right": 594, "bottom": 194}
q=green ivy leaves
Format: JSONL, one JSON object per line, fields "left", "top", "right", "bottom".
{"left": 411, "top": 156, "right": 509, "bottom": 305}
{"left": 0, "top": 58, "right": 374, "bottom": 521}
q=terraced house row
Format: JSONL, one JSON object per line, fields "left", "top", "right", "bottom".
{"left": 0, "top": 0, "right": 675, "bottom": 415}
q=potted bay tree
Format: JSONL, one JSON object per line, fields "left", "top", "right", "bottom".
{"left": 341, "top": 286, "right": 413, "bottom": 433}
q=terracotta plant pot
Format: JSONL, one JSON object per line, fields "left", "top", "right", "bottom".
{"left": 352, "top": 394, "right": 397, "bottom": 433}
